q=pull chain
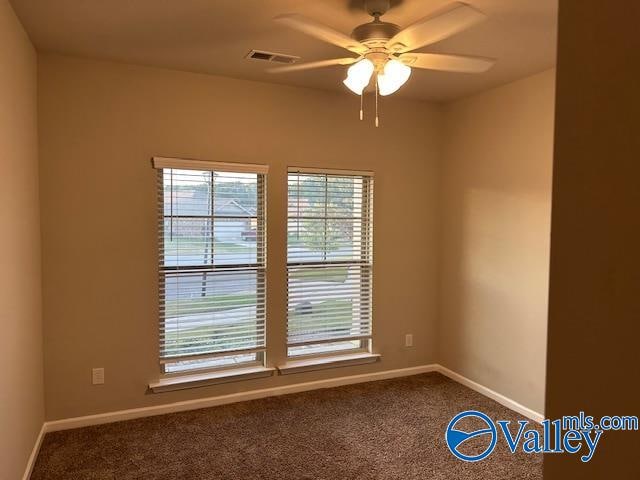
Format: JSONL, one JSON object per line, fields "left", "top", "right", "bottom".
{"left": 375, "top": 78, "right": 380, "bottom": 127}
{"left": 360, "top": 92, "right": 364, "bottom": 121}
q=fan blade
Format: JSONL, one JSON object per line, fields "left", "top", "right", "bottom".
{"left": 268, "top": 57, "right": 358, "bottom": 73}
{"left": 387, "top": 2, "right": 486, "bottom": 53}
{"left": 399, "top": 52, "right": 495, "bottom": 73}
{"left": 274, "top": 14, "right": 367, "bottom": 54}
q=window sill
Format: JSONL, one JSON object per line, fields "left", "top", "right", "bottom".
{"left": 149, "top": 366, "right": 275, "bottom": 393}
{"left": 277, "top": 352, "right": 381, "bottom": 375}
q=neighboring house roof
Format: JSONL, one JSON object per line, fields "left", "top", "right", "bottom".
{"left": 214, "top": 199, "right": 256, "bottom": 216}
{"left": 164, "top": 192, "right": 256, "bottom": 216}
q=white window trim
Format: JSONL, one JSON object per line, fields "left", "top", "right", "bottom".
{"left": 277, "top": 353, "right": 381, "bottom": 375}
{"left": 149, "top": 366, "right": 275, "bottom": 393}
{"left": 152, "top": 156, "right": 269, "bottom": 174}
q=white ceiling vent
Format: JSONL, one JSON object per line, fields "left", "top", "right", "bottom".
{"left": 246, "top": 50, "right": 300, "bottom": 64}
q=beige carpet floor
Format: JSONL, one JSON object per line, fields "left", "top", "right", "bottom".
{"left": 32, "top": 372, "right": 542, "bottom": 479}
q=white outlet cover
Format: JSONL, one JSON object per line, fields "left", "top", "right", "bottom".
{"left": 92, "top": 367, "right": 105, "bottom": 385}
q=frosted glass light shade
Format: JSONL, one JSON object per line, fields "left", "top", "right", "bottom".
{"left": 343, "top": 59, "right": 375, "bottom": 95}
{"left": 377, "top": 59, "right": 411, "bottom": 96}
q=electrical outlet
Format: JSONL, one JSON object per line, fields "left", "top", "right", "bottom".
{"left": 405, "top": 334, "right": 413, "bottom": 347}
{"left": 92, "top": 367, "right": 105, "bottom": 385}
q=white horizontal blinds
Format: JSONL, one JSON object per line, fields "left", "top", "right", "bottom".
{"left": 156, "top": 159, "right": 266, "bottom": 369}
{"left": 287, "top": 169, "right": 373, "bottom": 352}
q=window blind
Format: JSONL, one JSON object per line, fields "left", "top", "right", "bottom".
{"left": 286, "top": 168, "right": 373, "bottom": 357}
{"left": 154, "top": 158, "right": 267, "bottom": 373}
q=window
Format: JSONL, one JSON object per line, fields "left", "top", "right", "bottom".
{"left": 153, "top": 158, "right": 267, "bottom": 374}
{"left": 287, "top": 168, "right": 374, "bottom": 358}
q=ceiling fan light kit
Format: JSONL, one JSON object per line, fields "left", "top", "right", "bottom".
{"left": 343, "top": 58, "right": 375, "bottom": 95}
{"left": 270, "top": 1, "right": 496, "bottom": 126}
{"left": 377, "top": 59, "right": 411, "bottom": 96}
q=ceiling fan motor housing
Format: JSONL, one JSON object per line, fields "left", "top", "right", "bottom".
{"left": 351, "top": 20, "right": 400, "bottom": 47}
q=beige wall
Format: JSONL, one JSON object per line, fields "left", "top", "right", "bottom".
{"left": 38, "top": 54, "right": 440, "bottom": 420}
{"left": 439, "top": 70, "right": 555, "bottom": 414}
{"left": 545, "top": 1, "right": 640, "bottom": 476}
{"left": 0, "top": 0, "right": 44, "bottom": 478}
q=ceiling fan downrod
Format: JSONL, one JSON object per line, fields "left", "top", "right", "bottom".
{"left": 364, "top": 0, "right": 391, "bottom": 17}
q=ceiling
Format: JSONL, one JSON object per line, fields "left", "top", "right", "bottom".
{"left": 10, "top": 0, "right": 557, "bottom": 102}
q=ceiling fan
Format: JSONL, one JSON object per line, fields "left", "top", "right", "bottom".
{"left": 268, "top": 0, "right": 495, "bottom": 124}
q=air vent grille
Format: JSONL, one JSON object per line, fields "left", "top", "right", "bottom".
{"left": 246, "top": 50, "right": 299, "bottom": 64}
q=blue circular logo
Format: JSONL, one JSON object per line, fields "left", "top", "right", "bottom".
{"left": 445, "top": 410, "right": 497, "bottom": 462}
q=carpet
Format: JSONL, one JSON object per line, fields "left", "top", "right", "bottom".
{"left": 32, "top": 373, "right": 542, "bottom": 479}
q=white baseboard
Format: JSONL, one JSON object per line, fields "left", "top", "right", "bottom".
{"left": 45, "top": 364, "right": 439, "bottom": 432}
{"left": 22, "top": 423, "right": 46, "bottom": 480}
{"left": 436, "top": 365, "right": 545, "bottom": 423}
{"left": 39, "top": 363, "right": 543, "bottom": 439}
